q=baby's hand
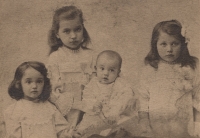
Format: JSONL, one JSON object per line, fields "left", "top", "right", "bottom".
{"left": 93, "top": 101, "right": 103, "bottom": 114}
{"left": 105, "top": 116, "right": 117, "bottom": 125}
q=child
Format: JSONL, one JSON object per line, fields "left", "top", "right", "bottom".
{"left": 47, "top": 6, "right": 95, "bottom": 129}
{"left": 75, "top": 50, "right": 137, "bottom": 138}
{"left": 138, "top": 20, "right": 200, "bottom": 138}
{"left": 4, "top": 61, "right": 72, "bottom": 138}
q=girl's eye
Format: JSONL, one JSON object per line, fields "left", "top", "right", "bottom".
{"left": 100, "top": 67, "right": 104, "bottom": 70}
{"left": 110, "top": 69, "right": 115, "bottom": 72}
{"left": 75, "top": 27, "right": 82, "bottom": 32}
{"left": 63, "top": 29, "right": 70, "bottom": 34}
{"left": 37, "top": 80, "right": 43, "bottom": 84}
{"left": 171, "top": 42, "right": 179, "bottom": 47}
{"left": 160, "top": 43, "right": 167, "bottom": 47}
{"left": 26, "top": 81, "right": 32, "bottom": 84}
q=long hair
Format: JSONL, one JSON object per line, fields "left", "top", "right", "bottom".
{"left": 48, "top": 6, "right": 91, "bottom": 54}
{"left": 145, "top": 20, "right": 198, "bottom": 70}
{"left": 8, "top": 61, "right": 51, "bottom": 101}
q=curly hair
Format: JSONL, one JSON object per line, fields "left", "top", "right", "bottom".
{"left": 8, "top": 61, "right": 51, "bottom": 101}
{"left": 145, "top": 19, "right": 198, "bottom": 70}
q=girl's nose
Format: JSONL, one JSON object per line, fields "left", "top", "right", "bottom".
{"left": 70, "top": 31, "right": 76, "bottom": 39}
{"left": 167, "top": 45, "right": 173, "bottom": 53}
{"left": 32, "top": 82, "right": 37, "bottom": 88}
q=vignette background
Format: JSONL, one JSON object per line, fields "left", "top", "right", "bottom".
{"left": 0, "top": 0, "right": 199, "bottom": 136}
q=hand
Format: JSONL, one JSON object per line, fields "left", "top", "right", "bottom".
{"left": 104, "top": 116, "right": 117, "bottom": 125}
{"left": 93, "top": 101, "right": 103, "bottom": 114}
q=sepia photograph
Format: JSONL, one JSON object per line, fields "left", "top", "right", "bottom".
{"left": 0, "top": 0, "right": 200, "bottom": 137}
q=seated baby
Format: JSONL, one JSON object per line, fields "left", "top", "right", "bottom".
{"left": 75, "top": 50, "right": 137, "bottom": 137}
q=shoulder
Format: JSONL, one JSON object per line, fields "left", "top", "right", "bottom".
{"left": 48, "top": 47, "right": 63, "bottom": 59}
{"left": 4, "top": 100, "right": 23, "bottom": 121}
{"left": 48, "top": 48, "right": 64, "bottom": 64}
{"left": 85, "top": 77, "right": 98, "bottom": 88}
{"left": 42, "top": 101, "right": 58, "bottom": 112}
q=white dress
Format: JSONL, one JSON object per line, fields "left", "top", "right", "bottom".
{"left": 47, "top": 47, "right": 95, "bottom": 123}
{"left": 4, "top": 99, "right": 70, "bottom": 138}
{"left": 77, "top": 77, "right": 135, "bottom": 137}
{"left": 138, "top": 61, "right": 200, "bottom": 138}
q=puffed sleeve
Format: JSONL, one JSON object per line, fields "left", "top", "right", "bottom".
{"left": 54, "top": 109, "right": 71, "bottom": 138}
{"left": 106, "top": 78, "right": 135, "bottom": 117}
{"left": 137, "top": 66, "right": 151, "bottom": 113}
{"left": 47, "top": 52, "right": 60, "bottom": 83}
{"left": 82, "top": 79, "right": 97, "bottom": 112}
{"left": 193, "top": 60, "right": 200, "bottom": 111}
{"left": 4, "top": 104, "right": 22, "bottom": 138}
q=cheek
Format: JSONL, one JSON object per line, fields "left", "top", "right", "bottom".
{"left": 174, "top": 46, "right": 181, "bottom": 56}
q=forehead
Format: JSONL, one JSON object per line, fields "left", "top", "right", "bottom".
{"left": 158, "top": 31, "right": 180, "bottom": 41}
{"left": 59, "top": 16, "right": 82, "bottom": 28}
{"left": 22, "top": 67, "right": 43, "bottom": 79}
{"left": 97, "top": 54, "right": 120, "bottom": 67}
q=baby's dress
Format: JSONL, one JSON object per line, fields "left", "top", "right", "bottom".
{"left": 77, "top": 77, "right": 135, "bottom": 137}
{"left": 47, "top": 47, "right": 95, "bottom": 122}
{"left": 4, "top": 99, "right": 70, "bottom": 138}
{"left": 138, "top": 61, "right": 200, "bottom": 138}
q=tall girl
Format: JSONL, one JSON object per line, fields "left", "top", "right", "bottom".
{"left": 47, "top": 6, "right": 95, "bottom": 129}
{"left": 4, "top": 61, "right": 72, "bottom": 138}
{"left": 138, "top": 20, "right": 200, "bottom": 138}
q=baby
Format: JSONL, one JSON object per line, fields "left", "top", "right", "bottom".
{"left": 75, "top": 50, "right": 136, "bottom": 137}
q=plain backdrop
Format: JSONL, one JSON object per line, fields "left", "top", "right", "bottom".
{"left": 0, "top": 0, "right": 199, "bottom": 136}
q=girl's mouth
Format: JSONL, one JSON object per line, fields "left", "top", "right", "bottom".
{"left": 166, "top": 54, "right": 174, "bottom": 57}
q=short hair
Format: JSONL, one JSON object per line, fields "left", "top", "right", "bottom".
{"left": 145, "top": 19, "right": 198, "bottom": 69}
{"left": 48, "top": 6, "right": 91, "bottom": 54}
{"left": 8, "top": 61, "right": 51, "bottom": 101}
{"left": 96, "top": 50, "right": 122, "bottom": 69}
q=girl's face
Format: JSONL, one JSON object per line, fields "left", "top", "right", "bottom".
{"left": 21, "top": 67, "right": 44, "bottom": 101}
{"left": 157, "top": 31, "right": 181, "bottom": 63}
{"left": 57, "top": 16, "right": 84, "bottom": 49}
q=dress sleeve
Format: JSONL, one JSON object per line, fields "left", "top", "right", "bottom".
{"left": 137, "top": 67, "right": 151, "bottom": 112}
{"left": 47, "top": 53, "right": 60, "bottom": 82}
{"left": 112, "top": 85, "right": 134, "bottom": 117}
{"left": 4, "top": 104, "right": 22, "bottom": 138}
{"left": 82, "top": 80, "right": 97, "bottom": 112}
{"left": 54, "top": 108, "right": 72, "bottom": 138}
{"left": 193, "top": 61, "right": 200, "bottom": 111}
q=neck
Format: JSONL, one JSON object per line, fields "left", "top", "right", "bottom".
{"left": 23, "top": 97, "right": 40, "bottom": 103}
{"left": 63, "top": 44, "right": 82, "bottom": 53}
{"left": 160, "top": 58, "right": 178, "bottom": 65}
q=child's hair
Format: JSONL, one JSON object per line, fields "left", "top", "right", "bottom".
{"left": 96, "top": 50, "right": 122, "bottom": 69}
{"left": 145, "top": 19, "right": 198, "bottom": 70}
{"left": 48, "top": 6, "right": 91, "bottom": 54}
{"left": 8, "top": 61, "right": 51, "bottom": 101}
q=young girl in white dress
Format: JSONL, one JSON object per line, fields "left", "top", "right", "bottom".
{"left": 47, "top": 6, "right": 95, "bottom": 131}
{"left": 4, "top": 61, "right": 72, "bottom": 138}
{"left": 138, "top": 20, "right": 200, "bottom": 138}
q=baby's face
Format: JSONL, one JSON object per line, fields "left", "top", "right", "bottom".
{"left": 96, "top": 55, "right": 120, "bottom": 84}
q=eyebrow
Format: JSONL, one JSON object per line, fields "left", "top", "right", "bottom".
{"left": 24, "top": 78, "right": 44, "bottom": 80}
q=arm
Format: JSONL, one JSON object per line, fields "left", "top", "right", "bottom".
{"left": 54, "top": 108, "right": 72, "bottom": 138}
{"left": 192, "top": 74, "right": 200, "bottom": 136}
{"left": 81, "top": 81, "right": 97, "bottom": 113}
{"left": 4, "top": 105, "right": 22, "bottom": 138}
